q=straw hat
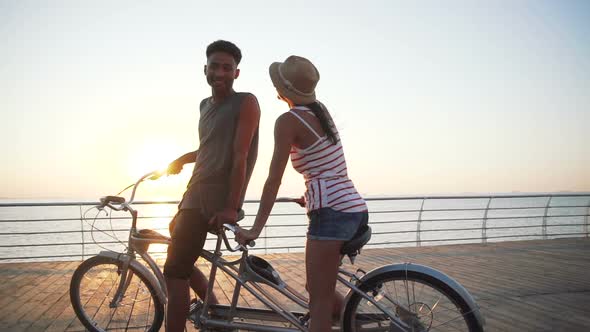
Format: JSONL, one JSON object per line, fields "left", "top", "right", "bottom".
{"left": 269, "top": 55, "right": 320, "bottom": 105}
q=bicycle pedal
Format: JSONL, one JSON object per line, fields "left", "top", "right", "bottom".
{"left": 299, "top": 312, "right": 310, "bottom": 327}
{"left": 188, "top": 299, "right": 203, "bottom": 326}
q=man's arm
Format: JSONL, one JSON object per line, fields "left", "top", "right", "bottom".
{"left": 210, "top": 94, "right": 261, "bottom": 226}
{"left": 167, "top": 150, "right": 198, "bottom": 174}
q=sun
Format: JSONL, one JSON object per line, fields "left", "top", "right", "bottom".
{"left": 122, "top": 138, "right": 193, "bottom": 202}
{"left": 127, "top": 139, "right": 180, "bottom": 178}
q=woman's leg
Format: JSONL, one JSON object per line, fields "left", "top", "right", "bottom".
{"left": 306, "top": 239, "right": 344, "bottom": 332}
{"left": 333, "top": 288, "right": 345, "bottom": 318}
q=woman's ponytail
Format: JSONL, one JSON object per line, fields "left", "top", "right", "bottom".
{"left": 305, "top": 101, "right": 337, "bottom": 144}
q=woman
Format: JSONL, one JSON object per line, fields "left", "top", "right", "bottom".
{"left": 236, "top": 55, "right": 368, "bottom": 332}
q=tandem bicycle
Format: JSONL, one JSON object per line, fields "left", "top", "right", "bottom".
{"left": 69, "top": 170, "right": 485, "bottom": 331}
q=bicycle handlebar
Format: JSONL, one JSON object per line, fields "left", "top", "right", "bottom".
{"left": 97, "top": 169, "right": 165, "bottom": 211}
{"left": 221, "top": 223, "right": 255, "bottom": 252}
{"left": 97, "top": 171, "right": 305, "bottom": 252}
{"left": 128, "top": 170, "right": 165, "bottom": 204}
{"left": 219, "top": 198, "right": 305, "bottom": 252}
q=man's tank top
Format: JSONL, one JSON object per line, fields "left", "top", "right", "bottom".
{"left": 180, "top": 92, "right": 259, "bottom": 216}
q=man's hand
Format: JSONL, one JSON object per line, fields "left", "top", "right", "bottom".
{"left": 166, "top": 151, "right": 197, "bottom": 175}
{"left": 208, "top": 208, "right": 238, "bottom": 231}
{"left": 167, "top": 160, "right": 184, "bottom": 175}
{"left": 235, "top": 226, "right": 261, "bottom": 246}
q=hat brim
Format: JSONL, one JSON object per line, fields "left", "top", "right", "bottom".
{"left": 269, "top": 62, "right": 316, "bottom": 105}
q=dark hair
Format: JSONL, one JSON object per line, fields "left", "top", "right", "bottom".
{"left": 304, "top": 101, "right": 338, "bottom": 144}
{"left": 206, "top": 40, "right": 242, "bottom": 64}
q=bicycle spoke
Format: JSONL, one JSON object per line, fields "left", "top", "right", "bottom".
{"left": 72, "top": 258, "right": 163, "bottom": 332}
{"left": 347, "top": 276, "right": 475, "bottom": 332}
{"left": 430, "top": 307, "right": 478, "bottom": 330}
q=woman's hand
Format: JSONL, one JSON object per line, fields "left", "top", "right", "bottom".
{"left": 235, "top": 227, "right": 261, "bottom": 246}
{"left": 293, "top": 195, "right": 306, "bottom": 208}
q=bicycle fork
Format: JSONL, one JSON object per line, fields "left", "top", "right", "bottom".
{"left": 110, "top": 257, "right": 133, "bottom": 308}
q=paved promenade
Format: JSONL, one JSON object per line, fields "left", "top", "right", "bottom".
{"left": 1, "top": 237, "right": 589, "bottom": 331}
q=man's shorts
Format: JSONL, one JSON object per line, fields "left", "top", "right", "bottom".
{"left": 306, "top": 208, "right": 369, "bottom": 241}
{"left": 163, "top": 209, "right": 210, "bottom": 279}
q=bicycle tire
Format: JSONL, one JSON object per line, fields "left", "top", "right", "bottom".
{"left": 70, "top": 255, "right": 165, "bottom": 332}
{"left": 342, "top": 269, "right": 483, "bottom": 332}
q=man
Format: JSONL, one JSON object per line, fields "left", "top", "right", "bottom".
{"left": 163, "top": 40, "right": 260, "bottom": 331}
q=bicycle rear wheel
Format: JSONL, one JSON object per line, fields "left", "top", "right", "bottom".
{"left": 69, "top": 255, "right": 164, "bottom": 332}
{"left": 342, "top": 269, "right": 483, "bottom": 332}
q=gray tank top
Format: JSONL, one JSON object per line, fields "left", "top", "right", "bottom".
{"left": 179, "top": 92, "right": 259, "bottom": 216}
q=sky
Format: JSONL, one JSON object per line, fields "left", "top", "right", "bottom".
{"left": 1, "top": 0, "right": 589, "bottom": 200}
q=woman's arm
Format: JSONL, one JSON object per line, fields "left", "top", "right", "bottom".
{"left": 236, "top": 114, "right": 294, "bottom": 243}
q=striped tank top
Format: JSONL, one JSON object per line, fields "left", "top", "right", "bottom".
{"left": 289, "top": 106, "right": 367, "bottom": 213}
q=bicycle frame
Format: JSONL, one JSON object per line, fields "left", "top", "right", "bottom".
{"left": 104, "top": 217, "right": 409, "bottom": 332}
{"left": 90, "top": 211, "right": 404, "bottom": 331}
{"left": 90, "top": 171, "right": 483, "bottom": 331}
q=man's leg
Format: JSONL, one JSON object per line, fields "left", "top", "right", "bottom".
{"left": 164, "top": 210, "right": 209, "bottom": 332}
{"left": 190, "top": 266, "right": 218, "bottom": 304}
{"left": 170, "top": 212, "right": 218, "bottom": 305}
{"left": 165, "top": 277, "right": 190, "bottom": 332}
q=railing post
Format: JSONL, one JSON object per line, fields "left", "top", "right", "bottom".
{"left": 542, "top": 196, "right": 553, "bottom": 240}
{"left": 264, "top": 225, "right": 268, "bottom": 255}
{"left": 585, "top": 198, "right": 590, "bottom": 238}
{"left": 416, "top": 198, "right": 425, "bottom": 247}
{"left": 482, "top": 197, "right": 492, "bottom": 244}
{"left": 79, "top": 205, "right": 85, "bottom": 261}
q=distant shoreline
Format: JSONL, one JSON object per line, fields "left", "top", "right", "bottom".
{"left": 1, "top": 191, "right": 589, "bottom": 204}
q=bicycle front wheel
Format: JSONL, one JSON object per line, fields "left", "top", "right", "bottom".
{"left": 342, "top": 269, "right": 483, "bottom": 332}
{"left": 69, "top": 255, "right": 164, "bottom": 332}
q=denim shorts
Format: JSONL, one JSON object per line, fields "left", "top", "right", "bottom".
{"left": 307, "top": 208, "right": 369, "bottom": 241}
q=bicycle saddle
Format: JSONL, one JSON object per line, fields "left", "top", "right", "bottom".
{"left": 136, "top": 229, "right": 169, "bottom": 241}
{"left": 341, "top": 224, "right": 371, "bottom": 263}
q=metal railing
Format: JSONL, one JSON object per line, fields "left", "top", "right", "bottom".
{"left": 1, "top": 193, "right": 589, "bottom": 262}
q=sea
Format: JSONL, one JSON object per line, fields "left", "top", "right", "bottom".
{"left": 1, "top": 195, "right": 589, "bottom": 263}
